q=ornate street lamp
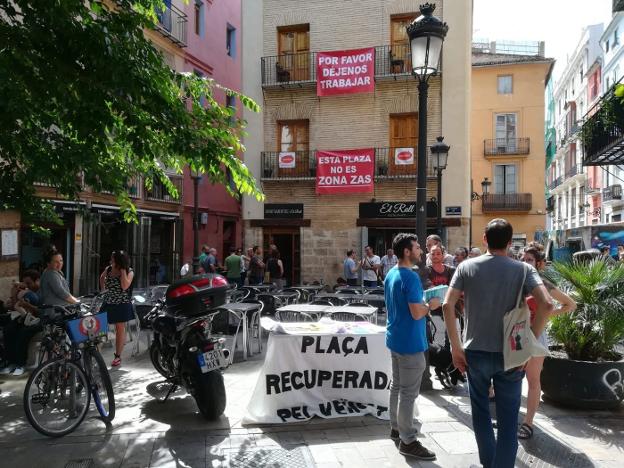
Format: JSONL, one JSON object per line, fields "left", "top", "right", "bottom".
{"left": 407, "top": 4, "right": 448, "bottom": 247}
{"left": 481, "top": 177, "right": 491, "bottom": 196}
{"left": 430, "top": 136, "right": 450, "bottom": 238}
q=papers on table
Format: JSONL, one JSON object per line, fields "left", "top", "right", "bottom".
{"left": 260, "top": 316, "right": 385, "bottom": 335}
{"left": 424, "top": 285, "right": 448, "bottom": 302}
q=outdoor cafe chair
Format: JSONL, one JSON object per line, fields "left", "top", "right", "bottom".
{"left": 278, "top": 288, "right": 302, "bottom": 303}
{"left": 228, "top": 288, "right": 250, "bottom": 303}
{"left": 325, "top": 310, "right": 370, "bottom": 322}
{"left": 255, "top": 293, "right": 284, "bottom": 317}
{"left": 274, "top": 310, "right": 317, "bottom": 323}
{"left": 337, "top": 288, "right": 358, "bottom": 294}
{"left": 310, "top": 298, "right": 345, "bottom": 306}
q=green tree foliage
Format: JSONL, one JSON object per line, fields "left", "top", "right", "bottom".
{"left": 0, "top": 0, "right": 263, "bottom": 223}
{"left": 548, "top": 259, "right": 624, "bottom": 361}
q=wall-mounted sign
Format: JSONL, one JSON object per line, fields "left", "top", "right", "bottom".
{"left": 445, "top": 206, "right": 462, "bottom": 216}
{"left": 278, "top": 152, "right": 296, "bottom": 169}
{"left": 1, "top": 229, "right": 19, "bottom": 258}
{"left": 264, "top": 203, "right": 304, "bottom": 219}
{"left": 359, "top": 201, "right": 438, "bottom": 219}
{"left": 316, "top": 47, "right": 375, "bottom": 97}
{"left": 316, "top": 149, "right": 375, "bottom": 195}
{"left": 394, "top": 147, "right": 414, "bottom": 165}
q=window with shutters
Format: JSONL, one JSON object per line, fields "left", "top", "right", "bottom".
{"left": 277, "top": 25, "right": 310, "bottom": 82}
{"left": 497, "top": 75, "right": 513, "bottom": 94}
{"left": 390, "top": 14, "right": 417, "bottom": 73}
{"left": 494, "top": 164, "right": 517, "bottom": 194}
{"left": 388, "top": 114, "right": 418, "bottom": 176}
{"left": 494, "top": 113, "right": 517, "bottom": 152}
{"left": 277, "top": 120, "right": 310, "bottom": 176}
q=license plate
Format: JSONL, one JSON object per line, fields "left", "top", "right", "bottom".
{"left": 197, "top": 350, "right": 224, "bottom": 373}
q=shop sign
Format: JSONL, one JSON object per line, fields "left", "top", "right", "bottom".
{"left": 445, "top": 206, "right": 462, "bottom": 216}
{"left": 278, "top": 152, "right": 296, "bottom": 169}
{"left": 394, "top": 147, "right": 414, "bottom": 165}
{"left": 316, "top": 47, "right": 375, "bottom": 97}
{"left": 316, "top": 149, "right": 374, "bottom": 195}
{"left": 264, "top": 204, "right": 304, "bottom": 219}
{"left": 359, "top": 201, "right": 438, "bottom": 219}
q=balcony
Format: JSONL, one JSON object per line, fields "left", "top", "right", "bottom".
{"left": 565, "top": 164, "right": 580, "bottom": 179}
{"left": 483, "top": 138, "right": 530, "bottom": 156}
{"left": 155, "top": 3, "right": 188, "bottom": 47}
{"left": 546, "top": 196, "right": 554, "bottom": 212}
{"left": 261, "top": 148, "right": 437, "bottom": 180}
{"left": 146, "top": 176, "right": 183, "bottom": 203}
{"left": 547, "top": 176, "right": 562, "bottom": 190}
{"left": 481, "top": 193, "right": 532, "bottom": 212}
{"left": 603, "top": 184, "right": 623, "bottom": 202}
{"left": 261, "top": 44, "right": 420, "bottom": 88}
{"left": 582, "top": 83, "right": 624, "bottom": 166}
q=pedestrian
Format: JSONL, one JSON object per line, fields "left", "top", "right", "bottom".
{"left": 360, "top": 245, "right": 381, "bottom": 287}
{"left": 600, "top": 245, "right": 616, "bottom": 265}
{"left": 39, "top": 248, "right": 80, "bottom": 308}
{"left": 453, "top": 247, "right": 469, "bottom": 266}
{"left": 380, "top": 248, "right": 399, "bottom": 279}
{"left": 100, "top": 250, "right": 135, "bottom": 368}
{"left": 468, "top": 247, "right": 482, "bottom": 258}
{"left": 343, "top": 250, "right": 360, "bottom": 286}
{"left": 384, "top": 233, "right": 436, "bottom": 461}
{"left": 224, "top": 247, "right": 242, "bottom": 287}
{"left": 248, "top": 245, "right": 265, "bottom": 285}
{"left": 442, "top": 219, "right": 553, "bottom": 468}
{"left": 201, "top": 247, "right": 218, "bottom": 273}
{"left": 618, "top": 243, "right": 624, "bottom": 262}
{"left": 199, "top": 244, "right": 210, "bottom": 266}
{"left": 1, "top": 270, "right": 42, "bottom": 376}
{"left": 518, "top": 245, "right": 576, "bottom": 440}
{"left": 241, "top": 247, "right": 252, "bottom": 285}
{"left": 267, "top": 248, "right": 285, "bottom": 289}
{"left": 425, "top": 235, "right": 454, "bottom": 266}
{"left": 426, "top": 245, "right": 457, "bottom": 347}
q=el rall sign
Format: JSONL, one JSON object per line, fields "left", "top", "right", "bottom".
{"left": 315, "top": 148, "right": 375, "bottom": 195}
{"left": 316, "top": 47, "right": 375, "bottom": 96}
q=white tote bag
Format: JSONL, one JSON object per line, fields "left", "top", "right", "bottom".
{"left": 502, "top": 266, "right": 549, "bottom": 371}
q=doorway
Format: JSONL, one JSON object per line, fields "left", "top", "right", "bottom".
{"left": 263, "top": 227, "right": 300, "bottom": 286}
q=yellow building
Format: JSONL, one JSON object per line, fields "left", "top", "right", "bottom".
{"left": 470, "top": 42, "right": 554, "bottom": 250}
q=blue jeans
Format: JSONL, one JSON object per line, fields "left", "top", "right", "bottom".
{"left": 465, "top": 350, "right": 525, "bottom": 468}
{"left": 363, "top": 280, "right": 378, "bottom": 288}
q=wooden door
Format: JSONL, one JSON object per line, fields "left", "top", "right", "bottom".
{"left": 263, "top": 228, "right": 301, "bottom": 286}
{"left": 390, "top": 14, "right": 417, "bottom": 73}
{"left": 389, "top": 114, "right": 418, "bottom": 176}
{"left": 278, "top": 120, "right": 310, "bottom": 177}
{"left": 278, "top": 25, "right": 310, "bottom": 81}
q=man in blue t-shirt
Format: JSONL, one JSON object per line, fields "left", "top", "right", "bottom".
{"left": 384, "top": 233, "right": 435, "bottom": 461}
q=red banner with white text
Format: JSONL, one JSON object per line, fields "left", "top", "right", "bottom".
{"left": 316, "top": 48, "right": 375, "bottom": 96}
{"left": 315, "top": 149, "right": 375, "bottom": 195}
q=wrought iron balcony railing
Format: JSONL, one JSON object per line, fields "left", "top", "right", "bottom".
{"left": 565, "top": 164, "right": 580, "bottom": 179}
{"left": 546, "top": 196, "right": 554, "bottom": 212}
{"left": 482, "top": 193, "right": 532, "bottom": 212}
{"left": 145, "top": 176, "right": 183, "bottom": 203}
{"left": 155, "top": 3, "right": 188, "bottom": 47}
{"left": 261, "top": 148, "right": 437, "bottom": 180}
{"left": 483, "top": 138, "right": 530, "bottom": 156}
{"left": 547, "top": 176, "right": 562, "bottom": 190}
{"left": 261, "top": 44, "right": 423, "bottom": 87}
{"left": 603, "top": 184, "right": 623, "bottom": 202}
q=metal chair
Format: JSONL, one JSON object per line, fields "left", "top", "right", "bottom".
{"left": 338, "top": 289, "right": 358, "bottom": 294}
{"left": 278, "top": 288, "right": 302, "bottom": 304}
{"left": 228, "top": 289, "right": 250, "bottom": 303}
{"left": 245, "top": 299, "right": 265, "bottom": 354}
{"left": 275, "top": 310, "right": 317, "bottom": 322}
{"left": 255, "top": 293, "right": 284, "bottom": 317}
{"left": 326, "top": 310, "right": 370, "bottom": 322}
{"left": 310, "top": 299, "right": 336, "bottom": 306}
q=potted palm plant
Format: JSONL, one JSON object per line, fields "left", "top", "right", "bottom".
{"left": 541, "top": 259, "right": 624, "bottom": 409}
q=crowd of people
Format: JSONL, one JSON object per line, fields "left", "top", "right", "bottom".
{"left": 382, "top": 219, "right": 583, "bottom": 466}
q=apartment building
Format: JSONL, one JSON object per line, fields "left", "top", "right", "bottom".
{"left": 470, "top": 41, "right": 554, "bottom": 249}
{"left": 547, "top": 25, "right": 603, "bottom": 231}
{"left": 242, "top": 0, "right": 472, "bottom": 285}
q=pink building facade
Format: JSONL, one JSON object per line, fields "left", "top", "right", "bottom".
{"left": 182, "top": 0, "right": 243, "bottom": 264}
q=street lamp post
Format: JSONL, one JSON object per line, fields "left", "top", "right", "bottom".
{"left": 191, "top": 171, "right": 202, "bottom": 274}
{"left": 430, "top": 136, "right": 450, "bottom": 239}
{"left": 469, "top": 177, "right": 491, "bottom": 247}
{"left": 407, "top": 3, "right": 448, "bottom": 246}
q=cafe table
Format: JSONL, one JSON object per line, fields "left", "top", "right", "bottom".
{"left": 215, "top": 301, "right": 263, "bottom": 362}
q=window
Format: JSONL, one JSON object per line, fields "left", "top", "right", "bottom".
{"left": 494, "top": 164, "right": 517, "bottom": 194}
{"left": 278, "top": 120, "right": 309, "bottom": 153}
{"left": 497, "top": 75, "right": 513, "bottom": 94}
{"left": 194, "top": 1, "right": 204, "bottom": 37}
{"left": 390, "top": 14, "right": 418, "bottom": 72}
{"left": 389, "top": 114, "right": 418, "bottom": 176}
{"left": 571, "top": 188, "right": 577, "bottom": 216}
{"left": 579, "top": 66, "right": 583, "bottom": 82}
{"left": 615, "top": 28, "right": 620, "bottom": 46}
{"left": 613, "top": 214, "right": 622, "bottom": 222}
{"left": 278, "top": 24, "right": 310, "bottom": 81}
{"left": 606, "top": 39, "right": 610, "bottom": 53}
{"left": 494, "top": 113, "right": 517, "bottom": 151}
{"left": 226, "top": 24, "right": 236, "bottom": 57}
{"left": 579, "top": 186, "right": 585, "bottom": 214}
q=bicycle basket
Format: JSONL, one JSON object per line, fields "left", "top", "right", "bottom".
{"left": 66, "top": 312, "right": 108, "bottom": 344}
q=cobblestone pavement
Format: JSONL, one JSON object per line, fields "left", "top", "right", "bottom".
{"left": 0, "top": 333, "right": 622, "bottom": 467}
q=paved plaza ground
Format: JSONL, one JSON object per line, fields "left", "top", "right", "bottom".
{"left": 0, "top": 332, "right": 623, "bottom": 468}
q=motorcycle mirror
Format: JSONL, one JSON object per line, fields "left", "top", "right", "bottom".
{"left": 134, "top": 295, "right": 146, "bottom": 303}
{"left": 180, "top": 263, "right": 190, "bottom": 276}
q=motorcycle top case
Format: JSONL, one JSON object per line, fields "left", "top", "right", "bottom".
{"left": 165, "top": 273, "right": 228, "bottom": 317}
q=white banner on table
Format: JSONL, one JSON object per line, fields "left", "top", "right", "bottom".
{"left": 244, "top": 329, "right": 392, "bottom": 424}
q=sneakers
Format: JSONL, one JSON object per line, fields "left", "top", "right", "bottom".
{"left": 0, "top": 366, "right": 14, "bottom": 375}
{"left": 390, "top": 429, "right": 400, "bottom": 443}
{"left": 398, "top": 440, "right": 436, "bottom": 461}
{"left": 111, "top": 354, "right": 121, "bottom": 367}
{"left": 10, "top": 367, "right": 25, "bottom": 377}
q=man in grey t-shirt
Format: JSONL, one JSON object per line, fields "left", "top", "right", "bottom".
{"left": 442, "top": 219, "right": 553, "bottom": 468}
{"left": 343, "top": 250, "right": 359, "bottom": 286}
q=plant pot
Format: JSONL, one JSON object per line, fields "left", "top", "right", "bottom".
{"left": 541, "top": 354, "right": 624, "bottom": 410}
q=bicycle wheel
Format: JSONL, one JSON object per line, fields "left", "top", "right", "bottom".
{"left": 83, "top": 347, "right": 115, "bottom": 423}
{"left": 23, "top": 358, "right": 90, "bottom": 437}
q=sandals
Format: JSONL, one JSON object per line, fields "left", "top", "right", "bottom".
{"left": 518, "top": 422, "right": 534, "bottom": 440}
{"left": 111, "top": 354, "right": 121, "bottom": 367}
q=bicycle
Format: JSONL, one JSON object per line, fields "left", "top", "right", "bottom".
{"left": 23, "top": 303, "right": 115, "bottom": 437}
